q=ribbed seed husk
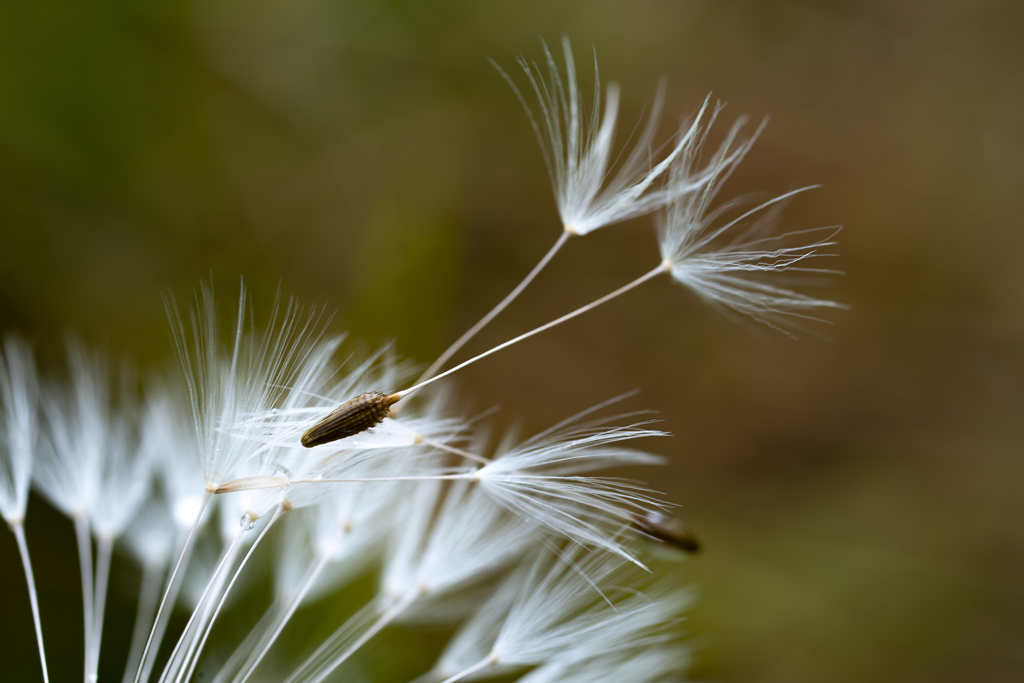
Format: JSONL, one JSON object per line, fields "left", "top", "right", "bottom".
{"left": 301, "top": 391, "right": 401, "bottom": 448}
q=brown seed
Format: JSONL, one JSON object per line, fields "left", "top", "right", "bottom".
{"left": 630, "top": 512, "right": 701, "bottom": 553}
{"left": 300, "top": 391, "right": 402, "bottom": 448}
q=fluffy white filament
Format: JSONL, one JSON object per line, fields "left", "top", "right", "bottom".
{"left": 34, "top": 338, "right": 109, "bottom": 520}
{"left": 165, "top": 281, "right": 336, "bottom": 491}
{"left": 656, "top": 116, "right": 846, "bottom": 333}
{"left": 0, "top": 335, "right": 37, "bottom": 524}
{"left": 427, "top": 549, "right": 691, "bottom": 683}
{"left": 472, "top": 411, "right": 669, "bottom": 565}
{"left": 499, "top": 36, "right": 710, "bottom": 235}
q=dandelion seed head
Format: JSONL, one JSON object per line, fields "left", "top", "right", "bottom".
{"left": 0, "top": 335, "right": 37, "bottom": 524}
{"left": 655, "top": 116, "right": 846, "bottom": 334}
{"left": 499, "top": 36, "right": 710, "bottom": 236}
{"left": 471, "top": 407, "right": 669, "bottom": 565}
{"left": 165, "top": 281, "right": 338, "bottom": 490}
{"left": 490, "top": 550, "right": 691, "bottom": 667}
{"left": 34, "top": 337, "right": 112, "bottom": 519}
{"left": 381, "top": 481, "right": 536, "bottom": 618}
{"left": 91, "top": 410, "right": 152, "bottom": 540}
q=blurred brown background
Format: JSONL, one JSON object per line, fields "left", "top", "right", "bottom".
{"left": 2, "top": 0, "right": 1023, "bottom": 681}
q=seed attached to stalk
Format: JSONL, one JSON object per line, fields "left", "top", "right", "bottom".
{"left": 300, "top": 391, "right": 402, "bottom": 448}
{"left": 631, "top": 512, "right": 701, "bottom": 553}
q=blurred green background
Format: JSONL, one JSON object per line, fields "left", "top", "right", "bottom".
{"left": 2, "top": 0, "right": 1023, "bottom": 681}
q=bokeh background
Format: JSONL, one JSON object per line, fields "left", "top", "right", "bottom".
{"left": 2, "top": 1, "right": 1023, "bottom": 681}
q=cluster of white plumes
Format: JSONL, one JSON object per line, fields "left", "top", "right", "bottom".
{"left": 0, "top": 319, "right": 680, "bottom": 683}
{"left": 1, "top": 37, "right": 841, "bottom": 683}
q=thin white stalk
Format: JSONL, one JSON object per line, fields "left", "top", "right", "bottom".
{"left": 438, "top": 656, "right": 498, "bottom": 683}
{"left": 89, "top": 534, "right": 114, "bottom": 683}
{"left": 123, "top": 562, "right": 165, "bottom": 683}
{"left": 235, "top": 552, "right": 333, "bottom": 683}
{"left": 398, "top": 264, "right": 669, "bottom": 398}
{"left": 182, "top": 505, "right": 288, "bottom": 683}
{"left": 280, "top": 598, "right": 384, "bottom": 683}
{"left": 74, "top": 515, "right": 95, "bottom": 683}
{"left": 11, "top": 521, "right": 50, "bottom": 683}
{"left": 419, "top": 436, "right": 491, "bottom": 466}
{"left": 301, "top": 591, "right": 418, "bottom": 683}
{"left": 417, "top": 231, "right": 572, "bottom": 384}
{"left": 282, "top": 597, "right": 384, "bottom": 683}
{"left": 406, "top": 670, "right": 441, "bottom": 683}
{"left": 138, "top": 546, "right": 191, "bottom": 683}
{"left": 160, "top": 519, "right": 251, "bottom": 683}
{"left": 214, "top": 473, "right": 474, "bottom": 494}
{"left": 211, "top": 605, "right": 281, "bottom": 683}
{"left": 134, "top": 491, "right": 212, "bottom": 683}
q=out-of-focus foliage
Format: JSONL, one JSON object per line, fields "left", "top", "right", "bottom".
{"left": 2, "top": 1, "right": 1023, "bottom": 682}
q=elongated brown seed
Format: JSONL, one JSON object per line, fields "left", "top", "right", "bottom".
{"left": 300, "top": 391, "right": 402, "bottom": 448}
{"left": 630, "top": 512, "right": 701, "bottom": 553}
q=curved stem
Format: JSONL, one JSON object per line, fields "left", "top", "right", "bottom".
{"left": 416, "top": 231, "right": 571, "bottom": 385}
{"left": 182, "top": 506, "right": 288, "bottom": 683}
{"left": 138, "top": 543, "right": 191, "bottom": 683}
{"left": 160, "top": 519, "right": 250, "bottom": 683}
{"left": 438, "top": 656, "right": 497, "bottom": 683}
{"left": 134, "top": 491, "right": 212, "bottom": 683}
{"left": 215, "top": 473, "right": 474, "bottom": 494}
{"left": 282, "top": 596, "right": 385, "bottom": 683}
{"left": 302, "top": 591, "right": 418, "bottom": 683}
{"left": 210, "top": 604, "right": 280, "bottom": 683}
{"left": 398, "top": 264, "right": 668, "bottom": 398}
{"left": 11, "top": 521, "right": 50, "bottom": 683}
{"left": 419, "top": 436, "right": 491, "bottom": 466}
{"left": 123, "top": 562, "right": 165, "bottom": 683}
{"left": 74, "top": 515, "right": 95, "bottom": 683}
{"left": 236, "top": 552, "right": 332, "bottom": 683}
{"left": 89, "top": 535, "right": 114, "bottom": 682}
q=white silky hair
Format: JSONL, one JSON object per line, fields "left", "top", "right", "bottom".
{"left": 488, "top": 550, "right": 691, "bottom": 669}
{"left": 165, "top": 281, "right": 336, "bottom": 490}
{"left": 515, "top": 646, "right": 688, "bottom": 683}
{"left": 270, "top": 488, "right": 390, "bottom": 606}
{"left": 0, "top": 334, "right": 37, "bottom": 523}
{"left": 472, "top": 409, "right": 670, "bottom": 565}
{"left": 498, "top": 36, "right": 712, "bottom": 236}
{"left": 92, "top": 409, "right": 153, "bottom": 540}
{"left": 269, "top": 475, "right": 408, "bottom": 605}
{"left": 34, "top": 337, "right": 110, "bottom": 519}
{"left": 382, "top": 480, "right": 538, "bottom": 618}
{"left": 656, "top": 113, "right": 846, "bottom": 334}
{"left": 249, "top": 342, "right": 416, "bottom": 453}
{"left": 144, "top": 381, "right": 210, "bottom": 530}
{"left": 424, "top": 548, "right": 691, "bottom": 682}
{"left": 428, "top": 563, "right": 531, "bottom": 680}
